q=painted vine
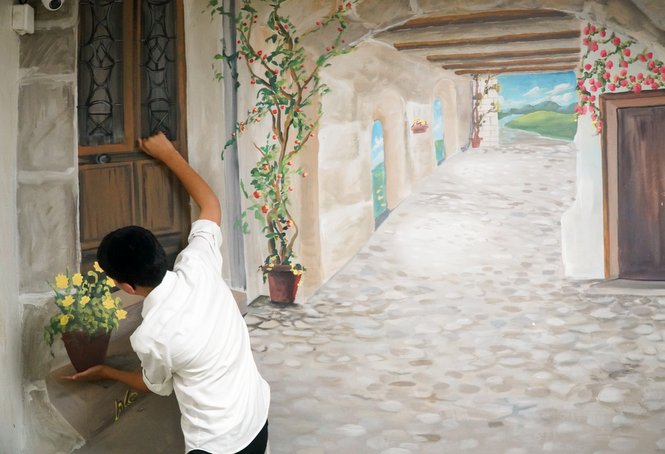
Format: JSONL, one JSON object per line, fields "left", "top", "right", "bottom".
{"left": 576, "top": 23, "right": 665, "bottom": 133}
{"left": 209, "top": 0, "right": 356, "bottom": 278}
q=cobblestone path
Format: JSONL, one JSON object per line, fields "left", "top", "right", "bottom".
{"left": 247, "top": 132, "right": 665, "bottom": 454}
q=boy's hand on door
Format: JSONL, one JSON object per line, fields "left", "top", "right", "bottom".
{"left": 138, "top": 132, "right": 179, "bottom": 163}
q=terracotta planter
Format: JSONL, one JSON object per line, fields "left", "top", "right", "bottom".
{"left": 268, "top": 265, "right": 301, "bottom": 304}
{"left": 411, "top": 124, "right": 428, "bottom": 134}
{"left": 470, "top": 135, "right": 482, "bottom": 148}
{"left": 61, "top": 330, "right": 112, "bottom": 372}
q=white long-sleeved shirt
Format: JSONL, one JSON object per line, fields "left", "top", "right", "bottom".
{"left": 130, "top": 219, "right": 270, "bottom": 453}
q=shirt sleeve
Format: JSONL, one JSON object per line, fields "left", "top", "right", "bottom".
{"left": 140, "top": 358, "right": 174, "bottom": 396}
{"left": 174, "top": 219, "right": 223, "bottom": 275}
{"left": 131, "top": 335, "right": 174, "bottom": 396}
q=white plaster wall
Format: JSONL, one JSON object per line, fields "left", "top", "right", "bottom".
{"left": 561, "top": 115, "right": 604, "bottom": 278}
{"left": 0, "top": 5, "right": 24, "bottom": 452}
{"left": 183, "top": 2, "right": 230, "bottom": 279}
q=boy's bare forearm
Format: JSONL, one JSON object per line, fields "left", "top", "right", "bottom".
{"left": 138, "top": 133, "right": 221, "bottom": 225}
{"left": 104, "top": 367, "right": 151, "bottom": 393}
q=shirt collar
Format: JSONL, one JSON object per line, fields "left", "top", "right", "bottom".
{"left": 142, "top": 270, "right": 177, "bottom": 318}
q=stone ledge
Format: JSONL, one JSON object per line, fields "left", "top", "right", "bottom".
{"left": 45, "top": 299, "right": 145, "bottom": 440}
{"left": 586, "top": 279, "right": 665, "bottom": 296}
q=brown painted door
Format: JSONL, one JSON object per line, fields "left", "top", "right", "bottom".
{"left": 77, "top": 0, "right": 189, "bottom": 270}
{"left": 617, "top": 105, "right": 665, "bottom": 279}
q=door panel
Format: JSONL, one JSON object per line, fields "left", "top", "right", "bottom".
{"left": 79, "top": 162, "right": 136, "bottom": 250}
{"left": 137, "top": 160, "right": 185, "bottom": 234}
{"left": 617, "top": 105, "right": 665, "bottom": 279}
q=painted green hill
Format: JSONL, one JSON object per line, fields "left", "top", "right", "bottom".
{"left": 505, "top": 111, "right": 577, "bottom": 141}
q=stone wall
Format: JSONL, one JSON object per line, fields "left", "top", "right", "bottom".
{"left": 0, "top": 4, "right": 23, "bottom": 452}
{"left": 17, "top": 1, "right": 85, "bottom": 452}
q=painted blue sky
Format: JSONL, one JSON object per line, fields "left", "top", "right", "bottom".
{"left": 498, "top": 71, "right": 577, "bottom": 111}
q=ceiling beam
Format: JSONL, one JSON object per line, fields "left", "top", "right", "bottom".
{"left": 441, "top": 57, "right": 580, "bottom": 70}
{"left": 427, "top": 47, "right": 580, "bottom": 62}
{"left": 390, "top": 9, "right": 571, "bottom": 31}
{"left": 394, "top": 30, "right": 581, "bottom": 51}
{"left": 454, "top": 64, "right": 578, "bottom": 75}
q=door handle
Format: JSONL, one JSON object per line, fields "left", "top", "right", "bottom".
{"left": 95, "top": 153, "right": 111, "bottom": 164}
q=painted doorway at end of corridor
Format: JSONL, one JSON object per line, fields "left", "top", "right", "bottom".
{"left": 601, "top": 90, "right": 665, "bottom": 280}
{"left": 433, "top": 98, "right": 445, "bottom": 164}
{"left": 371, "top": 120, "right": 389, "bottom": 228}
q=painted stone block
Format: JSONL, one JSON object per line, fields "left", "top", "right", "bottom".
{"left": 23, "top": 385, "right": 83, "bottom": 454}
{"left": 18, "top": 81, "right": 75, "bottom": 172}
{"left": 20, "top": 27, "right": 75, "bottom": 74}
{"left": 22, "top": 303, "right": 58, "bottom": 382}
{"left": 18, "top": 182, "right": 77, "bottom": 293}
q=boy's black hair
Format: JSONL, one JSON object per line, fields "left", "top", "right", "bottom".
{"left": 97, "top": 226, "right": 167, "bottom": 288}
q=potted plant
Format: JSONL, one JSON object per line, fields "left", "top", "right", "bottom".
{"left": 44, "top": 262, "right": 126, "bottom": 372}
{"left": 470, "top": 73, "right": 500, "bottom": 148}
{"left": 210, "top": 0, "right": 355, "bottom": 303}
{"left": 411, "top": 119, "right": 429, "bottom": 134}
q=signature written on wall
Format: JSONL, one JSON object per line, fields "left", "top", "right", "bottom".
{"left": 114, "top": 389, "right": 139, "bottom": 421}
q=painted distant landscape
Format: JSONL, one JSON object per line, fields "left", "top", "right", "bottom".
{"left": 498, "top": 72, "right": 578, "bottom": 141}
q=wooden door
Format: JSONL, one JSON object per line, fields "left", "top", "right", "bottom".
{"left": 77, "top": 0, "right": 189, "bottom": 270}
{"left": 617, "top": 105, "right": 665, "bottom": 279}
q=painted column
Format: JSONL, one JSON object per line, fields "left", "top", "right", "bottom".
{"left": 0, "top": 3, "right": 23, "bottom": 452}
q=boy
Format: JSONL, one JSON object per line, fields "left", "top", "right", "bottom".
{"left": 66, "top": 132, "right": 270, "bottom": 454}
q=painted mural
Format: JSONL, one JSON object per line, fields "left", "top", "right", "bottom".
{"left": 7, "top": 1, "right": 665, "bottom": 453}
{"left": 498, "top": 71, "right": 578, "bottom": 141}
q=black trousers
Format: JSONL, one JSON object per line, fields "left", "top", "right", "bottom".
{"left": 188, "top": 420, "right": 269, "bottom": 454}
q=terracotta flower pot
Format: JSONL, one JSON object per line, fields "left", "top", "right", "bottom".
{"left": 411, "top": 124, "right": 428, "bottom": 134}
{"left": 61, "top": 330, "right": 112, "bottom": 372}
{"left": 470, "top": 136, "right": 482, "bottom": 148}
{"left": 267, "top": 265, "right": 301, "bottom": 304}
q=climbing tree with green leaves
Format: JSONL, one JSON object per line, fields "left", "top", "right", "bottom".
{"left": 209, "top": 0, "right": 355, "bottom": 278}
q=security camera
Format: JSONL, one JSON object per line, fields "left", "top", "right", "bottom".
{"left": 41, "top": 0, "right": 63, "bottom": 11}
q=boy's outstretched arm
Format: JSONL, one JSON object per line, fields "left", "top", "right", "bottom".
{"left": 138, "top": 132, "right": 221, "bottom": 225}
{"left": 63, "top": 365, "right": 150, "bottom": 393}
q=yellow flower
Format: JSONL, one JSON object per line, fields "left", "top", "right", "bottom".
{"left": 102, "top": 297, "right": 115, "bottom": 309}
{"left": 62, "top": 295, "right": 74, "bottom": 307}
{"left": 106, "top": 277, "right": 115, "bottom": 287}
{"left": 93, "top": 261, "right": 103, "bottom": 272}
{"left": 80, "top": 295, "right": 91, "bottom": 306}
{"left": 55, "top": 274, "right": 68, "bottom": 289}
{"left": 59, "top": 314, "right": 70, "bottom": 326}
{"left": 116, "top": 309, "right": 127, "bottom": 320}
{"left": 72, "top": 273, "right": 83, "bottom": 287}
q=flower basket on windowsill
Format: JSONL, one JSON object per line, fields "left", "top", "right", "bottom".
{"left": 44, "top": 263, "right": 127, "bottom": 372}
{"left": 410, "top": 119, "right": 428, "bottom": 134}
